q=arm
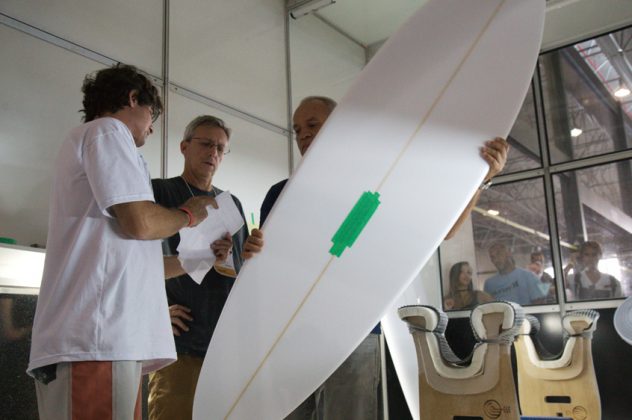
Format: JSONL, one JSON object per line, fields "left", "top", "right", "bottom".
{"left": 164, "top": 255, "right": 186, "bottom": 279}
{"left": 444, "top": 137, "right": 509, "bottom": 240}
{"left": 110, "top": 195, "right": 217, "bottom": 240}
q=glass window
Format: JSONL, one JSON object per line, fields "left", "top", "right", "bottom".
{"left": 440, "top": 179, "right": 556, "bottom": 310}
{"left": 540, "top": 27, "right": 632, "bottom": 165}
{"left": 553, "top": 161, "right": 632, "bottom": 301}
{"left": 501, "top": 83, "right": 542, "bottom": 174}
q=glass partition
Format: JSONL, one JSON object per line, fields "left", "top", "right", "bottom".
{"left": 440, "top": 178, "right": 555, "bottom": 310}
{"left": 502, "top": 84, "right": 542, "bottom": 174}
{"left": 540, "top": 27, "right": 632, "bottom": 164}
{"left": 553, "top": 161, "right": 632, "bottom": 301}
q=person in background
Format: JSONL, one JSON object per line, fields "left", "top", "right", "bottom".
{"left": 485, "top": 242, "right": 546, "bottom": 305}
{"left": 527, "top": 250, "right": 556, "bottom": 303}
{"left": 443, "top": 261, "right": 494, "bottom": 310}
{"left": 568, "top": 241, "right": 622, "bottom": 300}
{"left": 261, "top": 96, "right": 510, "bottom": 420}
{"left": 27, "top": 64, "right": 214, "bottom": 420}
{"left": 148, "top": 115, "right": 263, "bottom": 420}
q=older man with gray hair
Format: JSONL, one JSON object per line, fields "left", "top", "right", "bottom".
{"left": 148, "top": 115, "right": 263, "bottom": 420}
{"left": 261, "top": 95, "right": 510, "bottom": 419}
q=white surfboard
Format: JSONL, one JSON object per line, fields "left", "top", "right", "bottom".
{"left": 193, "top": 1, "right": 545, "bottom": 419}
{"left": 381, "top": 261, "right": 440, "bottom": 420}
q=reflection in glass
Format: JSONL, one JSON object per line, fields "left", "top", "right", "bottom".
{"left": 474, "top": 179, "right": 555, "bottom": 306}
{"left": 540, "top": 27, "right": 632, "bottom": 164}
{"left": 443, "top": 261, "right": 493, "bottom": 310}
{"left": 440, "top": 179, "right": 556, "bottom": 309}
{"left": 502, "top": 83, "right": 542, "bottom": 174}
{"left": 553, "top": 161, "right": 632, "bottom": 301}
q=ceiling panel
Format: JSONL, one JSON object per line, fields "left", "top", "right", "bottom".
{"left": 170, "top": 0, "right": 288, "bottom": 128}
{"left": 0, "top": 0, "right": 163, "bottom": 75}
{"left": 316, "top": 0, "right": 426, "bottom": 47}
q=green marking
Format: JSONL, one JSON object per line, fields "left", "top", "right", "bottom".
{"left": 250, "top": 212, "right": 255, "bottom": 225}
{"left": 329, "top": 191, "right": 381, "bottom": 257}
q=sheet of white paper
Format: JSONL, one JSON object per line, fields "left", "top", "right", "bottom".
{"left": 177, "top": 191, "right": 245, "bottom": 284}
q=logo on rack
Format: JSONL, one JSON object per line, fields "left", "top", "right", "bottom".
{"left": 572, "top": 406, "right": 588, "bottom": 420}
{"left": 483, "top": 400, "right": 502, "bottom": 419}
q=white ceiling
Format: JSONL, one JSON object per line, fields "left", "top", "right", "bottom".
{"left": 297, "top": 0, "right": 632, "bottom": 52}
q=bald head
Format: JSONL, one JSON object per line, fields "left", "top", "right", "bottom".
{"left": 292, "top": 96, "right": 337, "bottom": 156}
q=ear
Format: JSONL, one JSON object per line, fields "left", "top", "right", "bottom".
{"left": 180, "top": 139, "right": 188, "bottom": 155}
{"left": 128, "top": 90, "right": 139, "bottom": 107}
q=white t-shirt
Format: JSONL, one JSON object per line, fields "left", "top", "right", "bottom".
{"left": 570, "top": 270, "right": 622, "bottom": 300}
{"left": 28, "top": 118, "right": 175, "bottom": 375}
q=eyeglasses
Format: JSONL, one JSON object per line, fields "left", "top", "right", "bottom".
{"left": 189, "top": 138, "right": 230, "bottom": 155}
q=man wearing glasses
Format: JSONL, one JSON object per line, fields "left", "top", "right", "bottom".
{"left": 148, "top": 115, "right": 263, "bottom": 420}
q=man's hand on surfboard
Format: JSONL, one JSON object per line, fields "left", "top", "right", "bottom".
{"left": 480, "top": 137, "right": 509, "bottom": 181}
{"left": 242, "top": 228, "right": 264, "bottom": 260}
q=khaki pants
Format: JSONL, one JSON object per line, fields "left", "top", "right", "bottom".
{"left": 148, "top": 354, "right": 203, "bottom": 420}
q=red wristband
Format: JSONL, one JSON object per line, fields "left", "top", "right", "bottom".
{"left": 178, "top": 206, "right": 195, "bottom": 227}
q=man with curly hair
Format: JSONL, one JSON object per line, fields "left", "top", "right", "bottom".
{"left": 28, "top": 64, "right": 215, "bottom": 420}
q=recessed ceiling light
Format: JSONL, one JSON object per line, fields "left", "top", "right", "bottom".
{"left": 487, "top": 209, "right": 500, "bottom": 216}
{"left": 570, "top": 128, "right": 583, "bottom": 137}
{"left": 614, "top": 87, "right": 631, "bottom": 98}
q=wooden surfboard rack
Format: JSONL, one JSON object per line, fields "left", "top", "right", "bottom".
{"left": 513, "top": 310, "right": 601, "bottom": 420}
{"left": 398, "top": 301, "right": 524, "bottom": 420}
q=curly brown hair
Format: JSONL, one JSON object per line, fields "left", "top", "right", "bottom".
{"left": 80, "top": 63, "right": 163, "bottom": 122}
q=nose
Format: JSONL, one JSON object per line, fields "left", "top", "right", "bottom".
{"left": 209, "top": 145, "right": 220, "bottom": 158}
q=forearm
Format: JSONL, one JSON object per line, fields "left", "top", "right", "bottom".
{"left": 111, "top": 201, "right": 189, "bottom": 240}
{"left": 445, "top": 188, "right": 481, "bottom": 240}
{"left": 164, "top": 255, "right": 186, "bottom": 279}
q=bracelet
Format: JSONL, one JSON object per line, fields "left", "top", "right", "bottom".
{"left": 178, "top": 206, "right": 195, "bottom": 227}
{"left": 479, "top": 178, "right": 493, "bottom": 191}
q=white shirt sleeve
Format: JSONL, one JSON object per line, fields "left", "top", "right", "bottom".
{"left": 83, "top": 120, "right": 155, "bottom": 216}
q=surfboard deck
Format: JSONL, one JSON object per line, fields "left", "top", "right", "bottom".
{"left": 194, "top": 1, "right": 545, "bottom": 419}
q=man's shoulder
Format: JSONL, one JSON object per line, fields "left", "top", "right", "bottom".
{"left": 152, "top": 177, "right": 183, "bottom": 193}
{"left": 267, "top": 179, "right": 288, "bottom": 195}
{"left": 151, "top": 177, "right": 187, "bottom": 206}
{"left": 263, "top": 179, "right": 288, "bottom": 205}
{"left": 486, "top": 273, "right": 502, "bottom": 284}
{"left": 514, "top": 267, "right": 539, "bottom": 279}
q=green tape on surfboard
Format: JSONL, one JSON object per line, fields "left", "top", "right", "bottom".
{"left": 329, "top": 191, "right": 381, "bottom": 257}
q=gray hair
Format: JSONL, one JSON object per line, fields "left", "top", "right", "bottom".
{"left": 183, "top": 115, "right": 231, "bottom": 141}
{"left": 299, "top": 96, "right": 338, "bottom": 113}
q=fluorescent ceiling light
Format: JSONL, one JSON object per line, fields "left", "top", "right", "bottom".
{"left": 614, "top": 87, "right": 631, "bottom": 98}
{"left": 570, "top": 127, "right": 582, "bottom": 137}
{"left": 487, "top": 209, "right": 500, "bottom": 216}
{"left": 288, "top": 0, "right": 336, "bottom": 19}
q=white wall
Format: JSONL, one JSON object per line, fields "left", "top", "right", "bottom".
{"left": 0, "top": 0, "right": 290, "bottom": 244}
